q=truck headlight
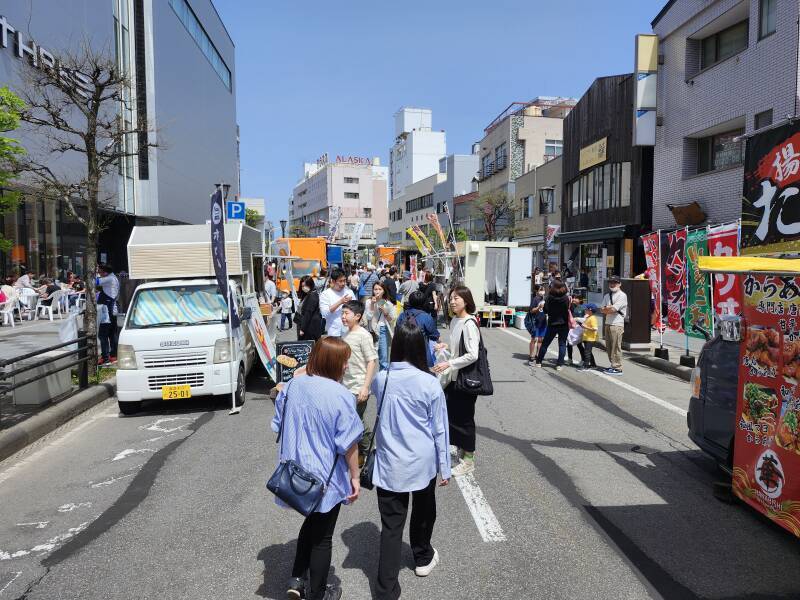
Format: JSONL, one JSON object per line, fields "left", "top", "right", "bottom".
{"left": 214, "top": 338, "right": 232, "bottom": 364}
{"left": 117, "top": 344, "right": 137, "bottom": 370}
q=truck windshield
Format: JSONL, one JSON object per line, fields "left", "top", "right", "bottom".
{"left": 127, "top": 285, "right": 227, "bottom": 329}
{"left": 291, "top": 260, "right": 321, "bottom": 278}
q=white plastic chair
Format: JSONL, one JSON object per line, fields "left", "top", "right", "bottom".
{"left": 75, "top": 291, "right": 86, "bottom": 311}
{"left": 35, "top": 289, "right": 65, "bottom": 321}
{"left": 0, "top": 297, "right": 17, "bottom": 328}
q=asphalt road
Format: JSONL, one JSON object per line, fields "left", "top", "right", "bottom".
{"left": 1, "top": 326, "right": 799, "bottom": 600}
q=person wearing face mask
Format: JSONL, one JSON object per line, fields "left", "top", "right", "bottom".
{"left": 524, "top": 285, "right": 547, "bottom": 366}
{"left": 297, "top": 275, "right": 324, "bottom": 341}
{"left": 601, "top": 276, "right": 628, "bottom": 376}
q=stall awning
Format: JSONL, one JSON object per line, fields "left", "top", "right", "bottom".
{"left": 699, "top": 255, "right": 800, "bottom": 274}
{"left": 558, "top": 225, "right": 627, "bottom": 243}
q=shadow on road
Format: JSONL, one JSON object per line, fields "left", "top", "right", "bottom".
{"left": 255, "top": 539, "right": 342, "bottom": 599}
{"left": 477, "top": 426, "right": 800, "bottom": 600}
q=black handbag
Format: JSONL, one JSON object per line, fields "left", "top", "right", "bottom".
{"left": 359, "top": 367, "right": 391, "bottom": 490}
{"left": 266, "top": 380, "right": 339, "bottom": 516}
{"left": 454, "top": 318, "right": 494, "bottom": 396}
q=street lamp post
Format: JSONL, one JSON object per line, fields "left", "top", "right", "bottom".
{"left": 280, "top": 219, "right": 287, "bottom": 238}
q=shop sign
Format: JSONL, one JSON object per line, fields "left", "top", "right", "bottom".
{"left": 733, "top": 274, "right": 800, "bottom": 537}
{"left": 579, "top": 137, "right": 607, "bottom": 171}
{"left": 708, "top": 222, "right": 742, "bottom": 316}
{"left": 336, "top": 155, "right": 373, "bottom": 166}
{"left": 0, "top": 15, "right": 92, "bottom": 99}
{"left": 742, "top": 120, "right": 800, "bottom": 255}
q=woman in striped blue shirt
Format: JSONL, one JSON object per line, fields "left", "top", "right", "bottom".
{"left": 271, "top": 337, "right": 363, "bottom": 600}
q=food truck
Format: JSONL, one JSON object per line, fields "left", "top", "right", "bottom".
{"left": 455, "top": 241, "right": 532, "bottom": 323}
{"left": 115, "top": 224, "right": 260, "bottom": 415}
{"left": 271, "top": 237, "right": 327, "bottom": 292}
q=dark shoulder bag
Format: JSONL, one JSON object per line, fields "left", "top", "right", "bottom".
{"left": 360, "top": 368, "right": 391, "bottom": 490}
{"left": 266, "top": 379, "right": 339, "bottom": 516}
{"left": 454, "top": 318, "right": 494, "bottom": 396}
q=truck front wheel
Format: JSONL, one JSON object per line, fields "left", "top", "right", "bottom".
{"left": 235, "top": 365, "right": 246, "bottom": 407}
{"left": 119, "top": 400, "right": 141, "bottom": 416}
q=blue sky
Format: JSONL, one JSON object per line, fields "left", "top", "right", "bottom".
{"left": 214, "top": 0, "right": 665, "bottom": 224}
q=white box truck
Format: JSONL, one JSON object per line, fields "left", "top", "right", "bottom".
{"left": 115, "top": 224, "right": 260, "bottom": 415}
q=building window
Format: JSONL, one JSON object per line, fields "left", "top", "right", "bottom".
{"left": 567, "top": 162, "right": 632, "bottom": 215}
{"left": 700, "top": 20, "right": 748, "bottom": 70}
{"left": 363, "top": 208, "right": 371, "bottom": 218}
{"left": 697, "top": 129, "right": 744, "bottom": 174}
{"left": 481, "top": 154, "right": 492, "bottom": 179}
{"left": 494, "top": 143, "right": 507, "bottom": 171}
{"left": 760, "top": 0, "right": 777, "bottom": 39}
{"left": 406, "top": 193, "right": 434, "bottom": 213}
{"left": 168, "top": 0, "right": 232, "bottom": 90}
{"left": 755, "top": 109, "right": 773, "bottom": 130}
{"left": 344, "top": 192, "right": 360, "bottom": 199}
{"left": 521, "top": 196, "right": 534, "bottom": 219}
{"left": 344, "top": 177, "right": 359, "bottom": 184}
{"left": 544, "top": 139, "right": 563, "bottom": 160}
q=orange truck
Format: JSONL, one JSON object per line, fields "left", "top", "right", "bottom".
{"left": 272, "top": 237, "right": 327, "bottom": 293}
{"left": 376, "top": 246, "right": 401, "bottom": 267}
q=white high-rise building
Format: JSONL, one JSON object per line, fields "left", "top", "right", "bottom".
{"left": 390, "top": 108, "right": 446, "bottom": 200}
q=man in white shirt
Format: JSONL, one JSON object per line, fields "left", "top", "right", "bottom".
{"left": 601, "top": 276, "right": 628, "bottom": 376}
{"left": 264, "top": 277, "right": 277, "bottom": 305}
{"left": 319, "top": 268, "right": 355, "bottom": 337}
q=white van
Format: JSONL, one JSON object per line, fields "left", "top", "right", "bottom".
{"left": 115, "top": 224, "right": 262, "bottom": 415}
{"left": 115, "top": 278, "right": 255, "bottom": 414}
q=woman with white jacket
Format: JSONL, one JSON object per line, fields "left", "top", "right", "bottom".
{"left": 432, "top": 285, "right": 480, "bottom": 477}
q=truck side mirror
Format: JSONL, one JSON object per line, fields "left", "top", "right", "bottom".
{"left": 241, "top": 307, "right": 253, "bottom": 321}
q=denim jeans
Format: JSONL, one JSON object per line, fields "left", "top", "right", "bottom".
{"left": 280, "top": 313, "right": 291, "bottom": 330}
{"left": 536, "top": 325, "right": 569, "bottom": 366}
{"left": 377, "top": 326, "right": 390, "bottom": 371}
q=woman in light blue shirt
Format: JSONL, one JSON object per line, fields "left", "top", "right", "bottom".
{"left": 369, "top": 321, "right": 451, "bottom": 600}
{"left": 271, "top": 337, "right": 363, "bottom": 600}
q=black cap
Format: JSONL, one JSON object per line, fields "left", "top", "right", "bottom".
{"left": 608, "top": 275, "right": 621, "bottom": 284}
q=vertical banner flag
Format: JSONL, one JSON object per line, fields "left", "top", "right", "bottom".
{"left": 326, "top": 206, "right": 341, "bottom": 243}
{"left": 413, "top": 225, "right": 435, "bottom": 255}
{"left": 708, "top": 222, "right": 743, "bottom": 316}
{"left": 410, "top": 255, "right": 418, "bottom": 281}
{"left": 406, "top": 227, "right": 428, "bottom": 256}
{"left": 546, "top": 225, "right": 560, "bottom": 250}
{"left": 244, "top": 296, "right": 276, "bottom": 382}
{"left": 426, "top": 212, "right": 448, "bottom": 249}
{"left": 664, "top": 229, "right": 687, "bottom": 332}
{"left": 684, "top": 229, "right": 713, "bottom": 338}
{"left": 210, "top": 189, "right": 240, "bottom": 328}
{"left": 641, "top": 232, "right": 662, "bottom": 331}
{"left": 348, "top": 222, "right": 365, "bottom": 250}
{"left": 741, "top": 120, "right": 800, "bottom": 255}
{"left": 733, "top": 274, "right": 800, "bottom": 538}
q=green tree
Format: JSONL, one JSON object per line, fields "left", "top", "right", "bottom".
{"left": 245, "top": 208, "right": 261, "bottom": 228}
{"left": 454, "top": 228, "right": 468, "bottom": 242}
{"left": 0, "top": 87, "right": 26, "bottom": 253}
{"left": 289, "top": 224, "right": 311, "bottom": 238}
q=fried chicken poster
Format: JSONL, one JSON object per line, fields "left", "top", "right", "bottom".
{"left": 664, "top": 229, "right": 687, "bottom": 333}
{"left": 733, "top": 274, "right": 800, "bottom": 537}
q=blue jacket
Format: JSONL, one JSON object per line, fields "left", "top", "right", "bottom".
{"left": 396, "top": 308, "right": 440, "bottom": 366}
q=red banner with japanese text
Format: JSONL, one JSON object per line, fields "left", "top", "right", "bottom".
{"left": 641, "top": 232, "right": 662, "bottom": 331}
{"left": 733, "top": 273, "right": 800, "bottom": 537}
{"left": 664, "top": 229, "right": 687, "bottom": 332}
{"left": 708, "top": 222, "right": 742, "bottom": 316}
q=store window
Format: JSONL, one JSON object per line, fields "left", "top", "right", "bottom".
{"left": 697, "top": 129, "right": 744, "bottom": 174}
{"left": 759, "top": 0, "right": 776, "bottom": 39}
{"left": 700, "top": 20, "right": 748, "bottom": 70}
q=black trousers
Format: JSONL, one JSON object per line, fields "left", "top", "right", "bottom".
{"left": 536, "top": 324, "right": 569, "bottom": 366}
{"left": 97, "top": 291, "right": 117, "bottom": 359}
{"left": 566, "top": 342, "right": 585, "bottom": 362}
{"left": 582, "top": 341, "right": 597, "bottom": 367}
{"left": 376, "top": 478, "right": 437, "bottom": 600}
{"left": 445, "top": 383, "right": 477, "bottom": 452}
{"left": 291, "top": 503, "right": 341, "bottom": 600}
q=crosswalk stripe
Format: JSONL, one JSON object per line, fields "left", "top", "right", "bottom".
{"left": 454, "top": 472, "right": 507, "bottom": 542}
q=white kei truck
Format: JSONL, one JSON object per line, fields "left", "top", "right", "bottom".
{"left": 115, "top": 224, "right": 261, "bottom": 415}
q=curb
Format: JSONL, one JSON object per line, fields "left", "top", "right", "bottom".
{"left": 594, "top": 340, "right": 693, "bottom": 382}
{"left": 0, "top": 378, "right": 116, "bottom": 463}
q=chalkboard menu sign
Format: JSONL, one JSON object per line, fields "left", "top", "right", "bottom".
{"left": 276, "top": 340, "right": 314, "bottom": 383}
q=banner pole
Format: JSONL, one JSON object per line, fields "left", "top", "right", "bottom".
{"left": 228, "top": 282, "right": 240, "bottom": 415}
{"left": 657, "top": 229, "right": 663, "bottom": 348}
{"left": 684, "top": 226, "right": 690, "bottom": 357}
{"left": 707, "top": 224, "right": 715, "bottom": 338}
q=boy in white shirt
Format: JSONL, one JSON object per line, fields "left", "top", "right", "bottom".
{"left": 279, "top": 292, "right": 293, "bottom": 331}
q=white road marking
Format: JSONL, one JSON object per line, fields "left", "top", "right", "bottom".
{"left": 0, "top": 522, "right": 89, "bottom": 560}
{"left": 90, "top": 472, "right": 136, "bottom": 488}
{"left": 15, "top": 522, "right": 49, "bottom": 529}
{"left": 0, "top": 571, "right": 22, "bottom": 595}
{"left": 454, "top": 473, "right": 507, "bottom": 542}
{"left": 112, "top": 448, "right": 153, "bottom": 461}
{"left": 57, "top": 502, "right": 92, "bottom": 513}
{"left": 139, "top": 417, "right": 193, "bottom": 434}
{"left": 499, "top": 328, "right": 688, "bottom": 417}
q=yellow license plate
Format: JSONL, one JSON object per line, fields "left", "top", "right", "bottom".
{"left": 162, "top": 385, "right": 191, "bottom": 400}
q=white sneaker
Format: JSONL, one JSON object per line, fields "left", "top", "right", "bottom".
{"left": 415, "top": 548, "right": 439, "bottom": 577}
{"left": 451, "top": 457, "right": 474, "bottom": 477}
